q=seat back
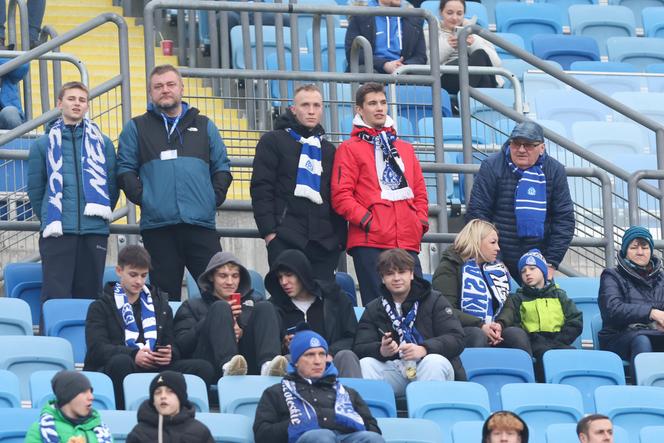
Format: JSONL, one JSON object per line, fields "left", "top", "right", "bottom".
{"left": 572, "top": 121, "right": 648, "bottom": 156}
{"left": 570, "top": 61, "right": 639, "bottom": 72}
{"left": 217, "top": 375, "right": 281, "bottom": 418}
{"left": 42, "top": 299, "right": 93, "bottom": 364}
{"left": 30, "top": 370, "right": 116, "bottom": 410}
{"left": 642, "top": 6, "right": 664, "bottom": 37}
{"left": 569, "top": 5, "right": 636, "bottom": 56}
{"left": 494, "top": 32, "right": 526, "bottom": 60}
{"left": 377, "top": 417, "right": 444, "bottom": 443}
{"left": 0, "top": 408, "right": 40, "bottom": 443}
{"left": 99, "top": 409, "right": 137, "bottom": 443}
{"left": 591, "top": 313, "right": 602, "bottom": 350}
{"left": 335, "top": 272, "right": 357, "bottom": 306}
{"left": 607, "top": 37, "right": 664, "bottom": 70}
{"left": 353, "top": 306, "right": 365, "bottom": 322}
{"left": 0, "top": 370, "right": 20, "bottom": 408}
{"left": 555, "top": 277, "right": 601, "bottom": 347}
{"left": 123, "top": 373, "right": 209, "bottom": 412}
{"left": 338, "top": 378, "right": 397, "bottom": 418}
{"left": 641, "top": 425, "right": 664, "bottom": 443}
{"left": 197, "top": 412, "right": 255, "bottom": 443}
{"left": 534, "top": 90, "right": 609, "bottom": 134}
{"left": 0, "top": 298, "right": 32, "bottom": 335}
{"left": 531, "top": 35, "right": 600, "bottom": 70}
{"left": 496, "top": 3, "right": 564, "bottom": 50}
{"left": 595, "top": 385, "right": 664, "bottom": 443}
{"left": 451, "top": 420, "right": 484, "bottom": 443}
{"left": 635, "top": 353, "right": 664, "bottom": 386}
{"left": 3, "top": 262, "right": 42, "bottom": 325}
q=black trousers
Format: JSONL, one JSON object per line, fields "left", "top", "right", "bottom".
{"left": 463, "top": 326, "right": 533, "bottom": 356}
{"left": 142, "top": 224, "right": 222, "bottom": 300}
{"left": 193, "top": 300, "right": 282, "bottom": 378}
{"left": 39, "top": 233, "right": 108, "bottom": 302}
{"left": 441, "top": 49, "right": 498, "bottom": 96}
{"left": 267, "top": 236, "right": 340, "bottom": 283}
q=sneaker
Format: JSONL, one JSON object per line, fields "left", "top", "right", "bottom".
{"left": 266, "top": 355, "right": 288, "bottom": 377}
{"left": 223, "top": 355, "right": 248, "bottom": 376}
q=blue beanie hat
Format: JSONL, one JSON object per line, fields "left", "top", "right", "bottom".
{"left": 289, "top": 327, "right": 328, "bottom": 366}
{"left": 621, "top": 226, "right": 654, "bottom": 258}
{"left": 518, "top": 249, "right": 548, "bottom": 281}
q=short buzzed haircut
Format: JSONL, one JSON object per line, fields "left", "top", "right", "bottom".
{"left": 355, "top": 82, "right": 385, "bottom": 107}
{"left": 149, "top": 64, "right": 182, "bottom": 88}
{"left": 118, "top": 245, "right": 152, "bottom": 269}
{"left": 577, "top": 414, "right": 611, "bottom": 436}
{"left": 294, "top": 83, "right": 322, "bottom": 97}
{"left": 377, "top": 248, "right": 415, "bottom": 275}
{"left": 58, "top": 81, "right": 89, "bottom": 101}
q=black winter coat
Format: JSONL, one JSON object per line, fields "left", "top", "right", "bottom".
{"left": 83, "top": 282, "right": 179, "bottom": 371}
{"left": 126, "top": 400, "right": 214, "bottom": 443}
{"left": 353, "top": 277, "right": 467, "bottom": 380}
{"left": 253, "top": 373, "right": 381, "bottom": 443}
{"left": 466, "top": 145, "right": 575, "bottom": 276}
{"left": 250, "top": 109, "right": 346, "bottom": 251}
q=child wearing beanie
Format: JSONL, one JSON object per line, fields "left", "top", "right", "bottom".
{"left": 495, "top": 249, "right": 583, "bottom": 380}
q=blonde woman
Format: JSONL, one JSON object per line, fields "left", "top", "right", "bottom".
{"left": 432, "top": 219, "right": 531, "bottom": 352}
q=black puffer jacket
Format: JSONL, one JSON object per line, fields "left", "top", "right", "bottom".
{"left": 267, "top": 249, "right": 358, "bottom": 355}
{"left": 250, "top": 109, "right": 346, "bottom": 251}
{"left": 353, "top": 277, "right": 467, "bottom": 380}
{"left": 126, "top": 400, "right": 214, "bottom": 443}
{"left": 253, "top": 372, "right": 381, "bottom": 443}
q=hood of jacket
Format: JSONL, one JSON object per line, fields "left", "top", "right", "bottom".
{"left": 265, "top": 249, "right": 320, "bottom": 306}
{"left": 197, "top": 251, "right": 253, "bottom": 300}
{"left": 482, "top": 411, "right": 529, "bottom": 443}
{"left": 616, "top": 253, "right": 663, "bottom": 285}
{"left": 135, "top": 398, "right": 196, "bottom": 428}
{"left": 275, "top": 108, "right": 326, "bottom": 138}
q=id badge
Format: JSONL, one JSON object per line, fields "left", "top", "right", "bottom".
{"left": 160, "top": 149, "right": 178, "bottom": 160}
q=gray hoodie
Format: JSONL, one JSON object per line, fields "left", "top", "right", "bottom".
{"left": 197, "top": 251, "right": 253, "bottom": 300}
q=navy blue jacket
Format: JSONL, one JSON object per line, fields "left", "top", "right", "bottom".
{"left": 466, "top": 144, "right": 575, "bottom": 275}
{"left": 27, "top": 122, "right": 118, "bottom": 235}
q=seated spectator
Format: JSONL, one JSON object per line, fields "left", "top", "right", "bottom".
{"left": 253, "top": 327, "right": 384, "bottom": 443}
{"left": 0, "top": 58, "right": 29, "bottom": 129}
{"left": 25, "top": 371, "right": 112, "bottom": 443}
{"left": 496, "top": 249, "right": 582, "bottom": 378}
{"left": 345, "top": 0, "right": 427, "bottom": 74}
{"left": 83, "top": 245, "right": 214, "bottom": 409}
{"left": 577, "top": 414, "right": 614, "bottom": 443}
{"left": 266, "top": 249, "right": 362, "bottom": 378}
{"left": 428, "top": 0, "right": 502, "bottom": 95}
{"left": 432, "top": 219, "right": 531, "bottom": 354}
{"left": 482, "top": 411, "right": 529, "bottom": 443}
{"left": 174, "top": 251, "right": 287, "bottom": 378}
{"left": 354, "top": 248, "right": 466, "bottom": 395}
{"left": 598, "top": 226, "right": 664, "bottom": 375}
{"left": 126, "top": 371, "right": 214, "bottom": 443}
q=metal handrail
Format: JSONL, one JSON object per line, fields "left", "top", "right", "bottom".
{"left": 7, "top": 0, "right": 31, "bottom": 119}
{"left": 628, "top": 170, "right": 664, "bottom": 227}
{"left": 38, "top": 25, "right": 63, "bottom": 112}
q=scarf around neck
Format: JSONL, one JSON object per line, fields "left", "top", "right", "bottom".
{"left": 506, "top": 146, "right": 547, "bottom": 239}
{"left": 113, "top": 282, "right": 157, "bottom": 351}
{"left": 460, "top": 259, "right": 510, "bottom": 323}
{"left": 382, "top": 296, "right": 423, "bottom": 345}
{"left": 39, "top": 410, "right": 112, "bottom": 443}
{"left": 286, "top": 127, "right": 323, "bottom": 205}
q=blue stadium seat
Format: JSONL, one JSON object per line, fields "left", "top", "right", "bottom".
{"left": 534, "top": 90, "right": 609, "bottom": 133}
{"left": 591, "top": 313, "right": 602, "bottom": 350}
{"left": 451, "top": 420, "right": 484, "bottom": 443}
{"left": 296, "top": 0, "right": 340, "bottom": 53}
{"left": 501, "top": 383, "right": 584, "bottom": 443}
{"left": 531, "top": 35, "right": 600, "bottom": 70}
{"left": 612, "top": 91, "right": 664, "bottom": 147}
{"left": 0, "top": 408, "right": 40, "bottom": 442}
{"left": 230, "top": 25, "right": 292, "bottom": 70}
{"left": 420, "top": 0, "right": 490, "bottom": 28}
{"left": 305, "top": 27, "right": 345, "bottom": 72}
{"left": 634, "top": 353, "right": 664, "bottom": 386}
{"left": 99, "top": 409, "right": 137, "bottom": 443}
{"left": 169, "top": 301, "right": 182, "bottom": 315}
{"left": 595, "top": 385, "right": 664, "bottom": 442}
{"left": 555, "top": 277, "right": 601, "bottom": 348}
{"left": 249, "top": 269, "right": 266, "bottom": 300}
{"left": 546, "top": 423, "right": 629, "bottom": 443}
{"left": 186, "top": 270, "right": 200, "bottom": 298}
{"left": 124, "top": 373, "right": 209, "bottom": 412}
{"left": 353, "top": 306, "right": 364, "bottom": 322}
{"left": 42, "top": 299, "right": 93, "bottom": 364}
{"left": 543, "top": 349, "right": 625, "bottom": 413}
{"left": 460, "top": 348, "right": 535, "bottom": 411}
{"left": 197, "top": 412, "right": 254, "bottom": 443}
{"left": 103, "top": 265, "right": 118, "bottom": 287}
{"left": 335, "top": 272, "right": 357, "bottom": 306}
{"left": 642, "top": 7, "right": 664, "bottom": 37}
{"left": 494, "top": 32, "right": 526, "bottom": 60}
{"left": 570, "top": 61, "right": 639, "bottom": 72}
{"left": 0, "top": 298, "right": 32, "bottom": 335}
{"left": 3, "top": 262, "right": 42, "bottom": 325}
{"left": 30, "top": 370, "right": 115, "bottom": 410}
{"left": 495, "top": 3, "right": 565, "bottom": 50}
{"left": 572, "top": 121, "right": 650, "bottom": 156}
{"left": 569, "top": 5, "right": 636, "bottom": 56}
{"left": 607, "top": 37, "right": 664, "bottom": 70}
{"left": 338, "top": 378, "right": 397, "bottom": 418}
{"left": 645, "top": 63, "right": 664, "bottom": 92}
{"left": 0, "top": 336, "right": 74, "bottom": 401}
{"left": 539, "top": 0, "right": 597, "bottom": 10}
{"left": 377, "top": 417, "right": 444, "bottom": 443}
{"left": 407, "top": 381, "right": 491, "bottom": 443}
{"left": 0, "top": 370, "right": 20, "bottom": 408}
{"left": 641, "top": 426, "right": 664, "bottom": 443}
{"left": 217, "top": 375, "right": 281, "bottom": 418}
{"left": 611, "top": 0, "right": 664, "bottom": 27}
{"left": 572, "top": 71, "right": 643, "bottom": 96}
{"left": 466, "top": 88, "right": 517, "bottom": 125}
{"left": 394, "top": 85, "right": 452, "bottom": 129}
{"left": 524, "top": 70, "right": 568, "bottom": 109}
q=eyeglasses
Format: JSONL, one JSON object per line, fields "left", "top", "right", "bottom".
{"left": 510, "top": 140, "right": 542, "bottom": 150}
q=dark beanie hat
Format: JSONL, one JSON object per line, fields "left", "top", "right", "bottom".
{"left": 149, "top": 371, "right": 188, "bottom": 407}
{"left": 621, "top": 226, "right": 654, "bottom": 258}
{"left": 51, "top": 370, "right": 92, "bottom": 407}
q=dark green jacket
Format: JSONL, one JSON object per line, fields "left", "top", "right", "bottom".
{"left": 24, "top": 401, "right": 110, "bottom": 443}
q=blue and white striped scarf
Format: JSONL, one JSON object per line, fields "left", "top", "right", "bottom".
{"left": 461, "top": 259, "right": 510, "bottom": 323}
{"left": 382, "top": 297, "right": 423, "bottom": 345}
{"left": 113, "top": 282, "right": 157, "bottom": 351}
{"left": 506, "top": 146, "right": 547, "bottom": 239}
{"left": 39, "top": 410, "right": 112, "bottom": 443}
{"left": 287, "top": 128, "right": 323, "bottom": 205}
{"left": 43, "top": 118, "right": 111, "bottom": 238}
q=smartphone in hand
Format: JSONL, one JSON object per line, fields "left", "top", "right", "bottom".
{"left": 230, "top": 293, "right": 242, "bottom": 305}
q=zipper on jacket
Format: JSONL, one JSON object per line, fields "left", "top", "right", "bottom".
{"left": 71, "top": 126, "right": 82, "bottom": 233}
{"left": 337, "top": 166, "right": 341, "bottom": 184}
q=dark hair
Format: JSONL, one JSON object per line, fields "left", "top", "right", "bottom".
{"left": 149, "top": 64, "right": 182, "bottom": 88}
{"left": 576, "top": 414, "right": 611, "bottom": 436}
{"left": 355, "top": 82, "right": 385, "bottom": 107}
{"left": 58, "top": 81, "right": 89, "bottom": 101}
{"left": 377, "top": 249, "right": 415, "bottom": 275}
{"left": 117, "top": 245, "right": 151, "bottom": 269}
{"left": 439, "top": 0, "right": 465, "bottom": 13}
{"left": 294, "top": 83, "right": 322, "bottom": 97}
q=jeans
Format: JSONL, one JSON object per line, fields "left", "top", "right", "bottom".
{"left": 296, "top": 429, "right": 385, "bottom": 443}
{"left": 0, "top": 106, "right": 23, "bottom": 129}
{"left": 360, "top": 354, "right": 454, "bottom": 397}
{"left": 0, "top": 0, "right": 46, "bottom": 42}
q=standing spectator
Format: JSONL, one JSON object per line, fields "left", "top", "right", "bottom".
{"left": 28, "top": 81, "right": 117, "bottom": 303}
{"left": 0, "top": 57, "right": 29, "bottom": 129}
{"left": 577, "top": 414, "right": 614, "bottom": 443}
{"left": 345, "top": 0, "right": 427, "bottom": 73}
{"left": 83, "top": 245, "right": 214, "bottom": 409}
{"left": 253, "top": 327, "right": 384, "bottom": 443}
{"left": 266, "top": 249, "right": 362, "bottom": 377}
{"left": 354, "top": 249, "right": 466, "bottom": 395}
{"left": 598, "top": 226, "right": 664, "bottom": 376}
{"left": 251, "top": 84, "right": 345, "bottom": 282}
{"left": 25, "top": 371, "right": 113, "bottom": 443}
{"left": 174, "top": 251, "right": 287, "bottom": 378}
{"left": 0, "top": 0, "right": 46, "bottom": 50}
{"left": 466, "top": 121, "right": 575, "bottom": 283}
{"left": 126, "top": 371, "right": 214, "bottom": 443}
{"left": 117, "top": 64, "right": 232, "bottom": 300}
{"left": 482, "top": 411, "right": 529, "bottom": 443}
{"left": 332, "top": 82, "right": 429, "bottom": 305}
{"left": 432, "top": 219, "right": 531, "bottom": 354}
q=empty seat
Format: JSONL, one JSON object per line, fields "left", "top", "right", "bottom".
{"left": 642, "top": 7, "right": 664, "bottom": 37}
{"left": 306, "top": 27, "right": 345, "bottom": 72}
{"left": 495, "top": 3, "right": 565, "bottom": 50}
{"left": 531, "top": 35, "right": 600, "bottom": 70}
{"left": 611, "top": 91, "right": 664, "bottom": 146}
{"left": 99, "top": 409, "right": 137, "bottom": 443}
{"left": 3, "top": 262, "right": 42, "bottom": 325}
{"left": 451, "top": 420, "right": 484, "bottom": 443}
{"left": 460, "top": 348, "right": 535, "bottom": 411}
{"left": 494, "top": 32, "right": 526, "bottom": 60}
{"left": 572, "top": 72, "right": 644, "bottom": 96}
{"left": 124, "top": 373, "right": 209, "bottom": 412}
{"left": 547, "top": 423, "right": 629, "bottom": 443}
{"left": 534, "top": 90, "right": 609, "bottom": 133}
{"left": 394, "top": 85, "right": 452, "bottom": 128}
{"left": 217, "top": 375, "right": 281, "bottom": 418}
{"left": 613, "top": 0, "right": 664, "bottom": 27}
{"left": 595, "top": 385, "right": 664, "bottom": 443}
{"left": 524, "top": 70, "right": 568, "bottom": 109}
{"left": 338, "top": 378, "right": 397, "bottom": 418}
{"left": 30, "top": 370, "right": 116, "bottom": 410}
{"left": 641, "top": 425, "right": 664, "bottom": 443}
{"left": 0, "top": 408, "right": 40, "bottom": 442}
{"left": 645, "top": 63, "right": 664, "bottom": 92}
{"left": 335, "top": 272, "right": 357, "bottom": 306}
{"left": 466, "top": 88, "right": 517, "bottom": 125}
{"left": 607, "top": 37, "right": 664, "bottom": 70}
{"left": 569, "top": 5, "right": 636, "bottom": 56}
{"left": 555, "top": 277, "right": 601, "bottom": 347}
{"left": 377, "top": 417, "right": 444, "bottom": 443}
{"left": 407, "top": 381, "right": 491, "bottom": 443}
{"left": 634, "top": 352, "right": 664, "bottom": 386}
{"left": 570, "top": 61, "right": 639, "bottom": 72}
{"left": 230, "top": 25, "right": 292, "bottom": 70}
{"left": 197, "top": 412, "right": 254, "bottom": 443}
{"left": 0, "top": 298, "right": 32, "bottom": 336}
{"left": 0, "top": 336, "right": 74, "bottom": 401}
{"left": 0, "top": 370, "right": 20, "bottom": 408}
{"left": 42, "top": 299, "right": 93, "bottom": 364}
{"left": 296, "top": 0, "right": 341, "bottom": 53}
{"left": 501, "top": 383, "right": 584, "bottom": 443}
{"left": 572, "top": 121, "right": 650, "bottom": 156}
